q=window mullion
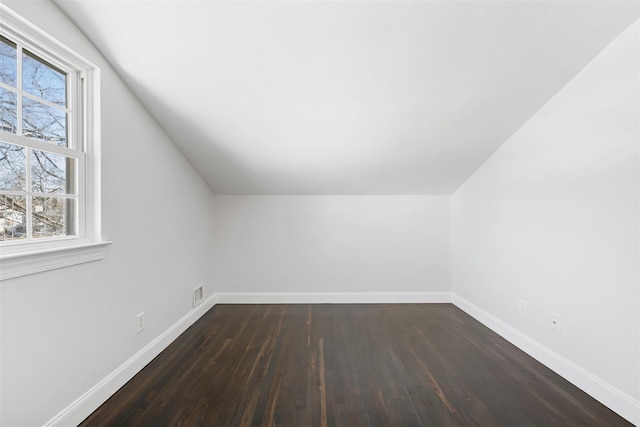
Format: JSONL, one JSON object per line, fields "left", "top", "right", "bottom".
{"left": 25, "top": 147, "right": 32, "bottom": 240}
{"left": 0, "top": 132, "right": 80, "bottom": 157}
{"left": 21, "top": 91, "right": 71, "bottom": 113}
{"left": 16, "top": 43, "right": 22, "bottom": 136}
{"left": 18, "top": 46, "right": 31, "bottom": 240}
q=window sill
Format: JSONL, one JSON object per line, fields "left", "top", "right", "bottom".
{"left": 0, "top": 241, "right": 111, "bottom": 281}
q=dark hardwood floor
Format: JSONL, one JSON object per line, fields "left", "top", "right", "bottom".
{"left": 81, "top": 304, "right": 631, "bottom": 426}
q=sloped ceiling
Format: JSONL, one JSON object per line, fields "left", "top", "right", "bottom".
{"left": 55, "top": 0, "right": 638, "bottom": 194}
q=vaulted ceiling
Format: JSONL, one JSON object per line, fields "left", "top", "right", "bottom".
{"left": 55, "top": 1, "right": 638, "bottom": 194}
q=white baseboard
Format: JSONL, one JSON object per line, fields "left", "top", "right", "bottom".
{"left": 215, "top": 291, "right": 452, "bottom": 304}
{"left": 451, "top": 294, "right": 640, "bottom": 426}
{"left": 43, "top": 294, "right": 217, "bottom": 427}
{"left": 42, "top": 292, "right": 638, "bottom": 427}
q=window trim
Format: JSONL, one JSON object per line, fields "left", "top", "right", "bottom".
{"left": 0, "top": 5, "right": 109, "bottom": 280}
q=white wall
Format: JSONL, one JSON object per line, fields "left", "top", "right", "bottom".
{"left": 1, "top": 1, "right": 635, "bottom": 425}
{"left": 0, "top": 2, "right": 217, "bottom": 425}
{"left": 211, "top": 195, "right": 451, "bottom": 296}
{"left": 452, "top": 19, "right": 639, "bottom": 410}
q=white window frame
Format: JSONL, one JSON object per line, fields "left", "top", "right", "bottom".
{"left": 0, "top": 6, "right": 109, "bottom": 280}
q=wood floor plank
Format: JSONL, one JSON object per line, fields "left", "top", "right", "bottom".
{"left": 80, "top": 304, "right": 632, "bottom": 427}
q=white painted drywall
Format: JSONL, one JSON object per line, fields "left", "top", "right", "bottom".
{"left": 452, "top": 20, "right": 639, "bottom": 404}
{"left": 0, "top": 2, "right": 217, "bottom": 425}
{"left": 211, "top": 195, "right": 451, "bottom": 294}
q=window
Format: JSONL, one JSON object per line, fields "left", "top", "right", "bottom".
{"left": 0, "top": 6, "right": 107, "bottom": 280}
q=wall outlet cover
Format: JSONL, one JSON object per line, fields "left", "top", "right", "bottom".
{"left": 551, "top": 313, "right": 561, "bottom": 333}
{"left": 136, "top": 312, "right": 145, "bottom": 334}
{"left": 518, "top": 300, "right": 527, "bottom": 317}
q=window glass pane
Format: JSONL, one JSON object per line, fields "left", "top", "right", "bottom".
{"left": 31, "top": 150, "right": 75, "bottom": 194}
{"left": 0, "top": 142, "right": 26, "bottom": 191}
{"left": 0, "top": 194, "right": 26, "bottom": 241}
{"left": 23, "top": 97, "right": 67, "bottom": 146}
{"left": 0, "top": 87, "right": 17, "bottom": 134}
{"left": 0, "top": 36, "right": 17, "bottom": 87}
{"left": 22, "top": 50, "right": 66, "bottom": 106}
{"left": 32, "top": 196, "right": 75, "bottom": 238}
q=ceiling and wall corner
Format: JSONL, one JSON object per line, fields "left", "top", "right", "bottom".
{"left": 54, "top": 0, "right": 639, "bottom": 195}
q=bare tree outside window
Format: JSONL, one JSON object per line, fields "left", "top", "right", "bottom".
{"left": 0, "top": 34, "right": 75, "bottom": 241}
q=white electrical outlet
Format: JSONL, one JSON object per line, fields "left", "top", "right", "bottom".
{"left": 550, "top": 313, "right": 561, "bottom": 333}
{"left": 518, "top": 300, "right": 527, "bottom": 317}
{"left": 193, "top": 284, "right": 204, "bottom": 308}
{"left": 136, "top": 312, "right": 145, "bottom": 334}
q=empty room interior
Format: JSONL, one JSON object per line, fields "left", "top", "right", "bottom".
{"left": 0, "top": 0, "right": 639, "bottom": 425}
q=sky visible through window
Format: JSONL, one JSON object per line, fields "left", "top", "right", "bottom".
{"left": 0, "top": 35, "right": 74, "bottom": 241}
